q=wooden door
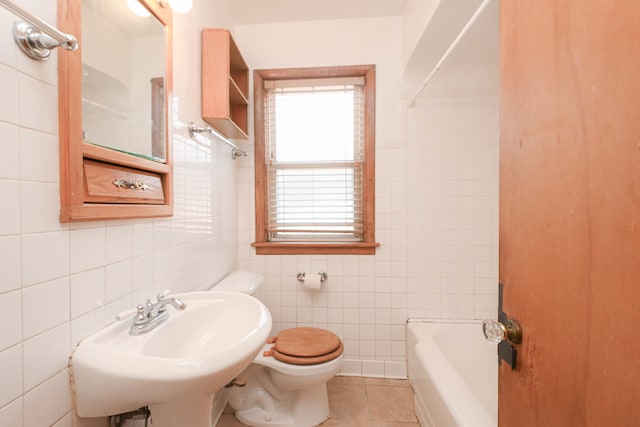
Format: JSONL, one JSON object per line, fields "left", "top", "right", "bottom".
{"left": 499, "top": 0, "right": 640, "bottom": 425}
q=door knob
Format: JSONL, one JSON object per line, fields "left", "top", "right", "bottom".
{"left": 482, "top": 318, "right": 522, "bottom": 345}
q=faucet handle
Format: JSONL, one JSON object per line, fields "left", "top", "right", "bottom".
{"left": 156, "top": 289, "right": 172, "bottom": 300}
{"left": 133, "top": 304, "right": 150, "bottom": 325}
{"left": 116, "top": 304, "right": 146, "bottom": 321}
{"left": 116, "top": 307, "right": 137, "bottom": 321}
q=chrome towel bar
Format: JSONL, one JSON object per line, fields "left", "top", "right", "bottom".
{"left": 187, "top": 122, "right": 249, "bottom": 160}
{"left": 0, "top": 0, "right": 78, "bottom": 60}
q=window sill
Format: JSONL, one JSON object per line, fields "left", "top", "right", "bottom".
{"left": 251, "top": 241, "right": 380, "bottom": 255}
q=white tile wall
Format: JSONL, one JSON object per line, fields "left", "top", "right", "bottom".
{"left": 18, "top": 127, "right": 59, "bottom": 183}
{"left": 70, "top": 268, "right": 105, "bottom": 318}
{"left": 0, "top": 236, "right": 20, "bottom": 293}
{"left": 0, "top": 1, "right": 238, "bottom": 425}
{"left": 21, "top": 231, "right": 69, "bottom": 287}
{"left": 0, "top": 64, "right": 18, "bottom": 123}
{"left": 0, "top": 291, "right": 21, "bottom": 350}
{"left": 237, "top": 96, "right": 499, "bottom": 377}
{"left": 23, "top": 323, "right": 71, "bottom": 391}
{"left": 0, "top": 122, "right": 19, "bottom": 179}
{"left": 0, "top": 399, "right": 22, "bottom": 427}
{"left": 23, "top": 370, "right": 71, "bottom": 427}
{"left": 22, "top": 277, "right": 70, "bottom": 339}
{"left": 0, "top": 344, "right": 22, "bottom": 407}
{"left": 0, "top": 180, "right": 20, "bottom": 235}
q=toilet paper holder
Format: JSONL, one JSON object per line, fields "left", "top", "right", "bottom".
{"left": 296, "top": 271, "right": 328, "bottom": 283}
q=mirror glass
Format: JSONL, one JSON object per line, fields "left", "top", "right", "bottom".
{"left": 81, "top": 0, "right": 166, "bottom": 162}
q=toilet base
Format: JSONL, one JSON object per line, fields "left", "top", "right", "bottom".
{"left": 234, "top": 383, "right": 330, "bottom": 427}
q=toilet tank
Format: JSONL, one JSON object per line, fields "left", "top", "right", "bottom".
{"left": 210, "top": 271, "right": 264, "bottom": 295}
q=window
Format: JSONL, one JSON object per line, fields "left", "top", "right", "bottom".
{"left": 252, "top": 65, "right": 378, "bottom": 255}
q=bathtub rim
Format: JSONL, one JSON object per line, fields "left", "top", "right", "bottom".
{"left": 406, "top": 318, "right": 497, "bottom": 427}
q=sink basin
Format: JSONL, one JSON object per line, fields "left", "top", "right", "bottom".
{"left": 71, "top": 291, "right": 272, "bottom": 427}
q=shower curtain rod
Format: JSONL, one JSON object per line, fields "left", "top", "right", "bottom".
{"left": 408, "top": 0, "right": 493, "bottom": 107}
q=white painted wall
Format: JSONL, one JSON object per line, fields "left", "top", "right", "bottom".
{"left": 402, "top": 0, "right": 440, "bottom": 69}
{"left": 236, "top": 17, "right": 404, "bottom": 145}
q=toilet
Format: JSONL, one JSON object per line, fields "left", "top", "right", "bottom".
{"left": 210, "top": 271, "right": 343, "bottom": 427}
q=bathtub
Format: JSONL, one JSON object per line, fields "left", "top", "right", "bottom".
{"left": 406, "top": 320, "right": 498, "bottom": 427}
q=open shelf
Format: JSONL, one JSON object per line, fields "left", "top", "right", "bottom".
{"left": 202, "top": 28, "right": 249, "bottom": 139}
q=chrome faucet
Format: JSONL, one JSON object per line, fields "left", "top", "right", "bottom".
{"left": 148, "top": 294, "right": 187, "bottom": 318}
{"left": 120, "top": 290, "right": 186, "bottom": 335}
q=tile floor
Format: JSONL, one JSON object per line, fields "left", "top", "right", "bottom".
{"left": 216, "top": 376, "right": 419, "bottom": 427}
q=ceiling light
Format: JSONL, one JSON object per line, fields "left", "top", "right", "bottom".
{"left": 127, "top": 0, "right": 151, "bottom": 17}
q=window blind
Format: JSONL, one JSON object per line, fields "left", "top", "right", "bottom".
{"left": 265, "top": 77, "right": 365, "bottom": 242}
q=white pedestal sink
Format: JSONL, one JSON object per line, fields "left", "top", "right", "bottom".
{"left": 70, "top": 291, "right": 272, "bottom": 427}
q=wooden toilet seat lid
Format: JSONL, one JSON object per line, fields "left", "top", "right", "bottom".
{"left": 270, "top": 327, "right": 344, "bottom": 365}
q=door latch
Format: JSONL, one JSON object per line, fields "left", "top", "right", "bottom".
{"left": 482, "top": 283, "right": 522, "bottom": 370}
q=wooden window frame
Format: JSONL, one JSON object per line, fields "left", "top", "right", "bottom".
{"left": 252, "top": 65, "right": 379, "bottom": 255}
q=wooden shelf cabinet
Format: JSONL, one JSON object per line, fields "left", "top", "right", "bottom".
{"left": 202, "top": 28, "right": 249, "bottom": 139}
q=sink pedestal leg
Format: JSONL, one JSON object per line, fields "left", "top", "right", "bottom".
{"left": 149, "top": 393, "right": 214, "bottom": 427}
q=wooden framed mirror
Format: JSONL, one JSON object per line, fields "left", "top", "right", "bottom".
{"left": 57, "top": 0, "right": 173, "bottom": 222}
